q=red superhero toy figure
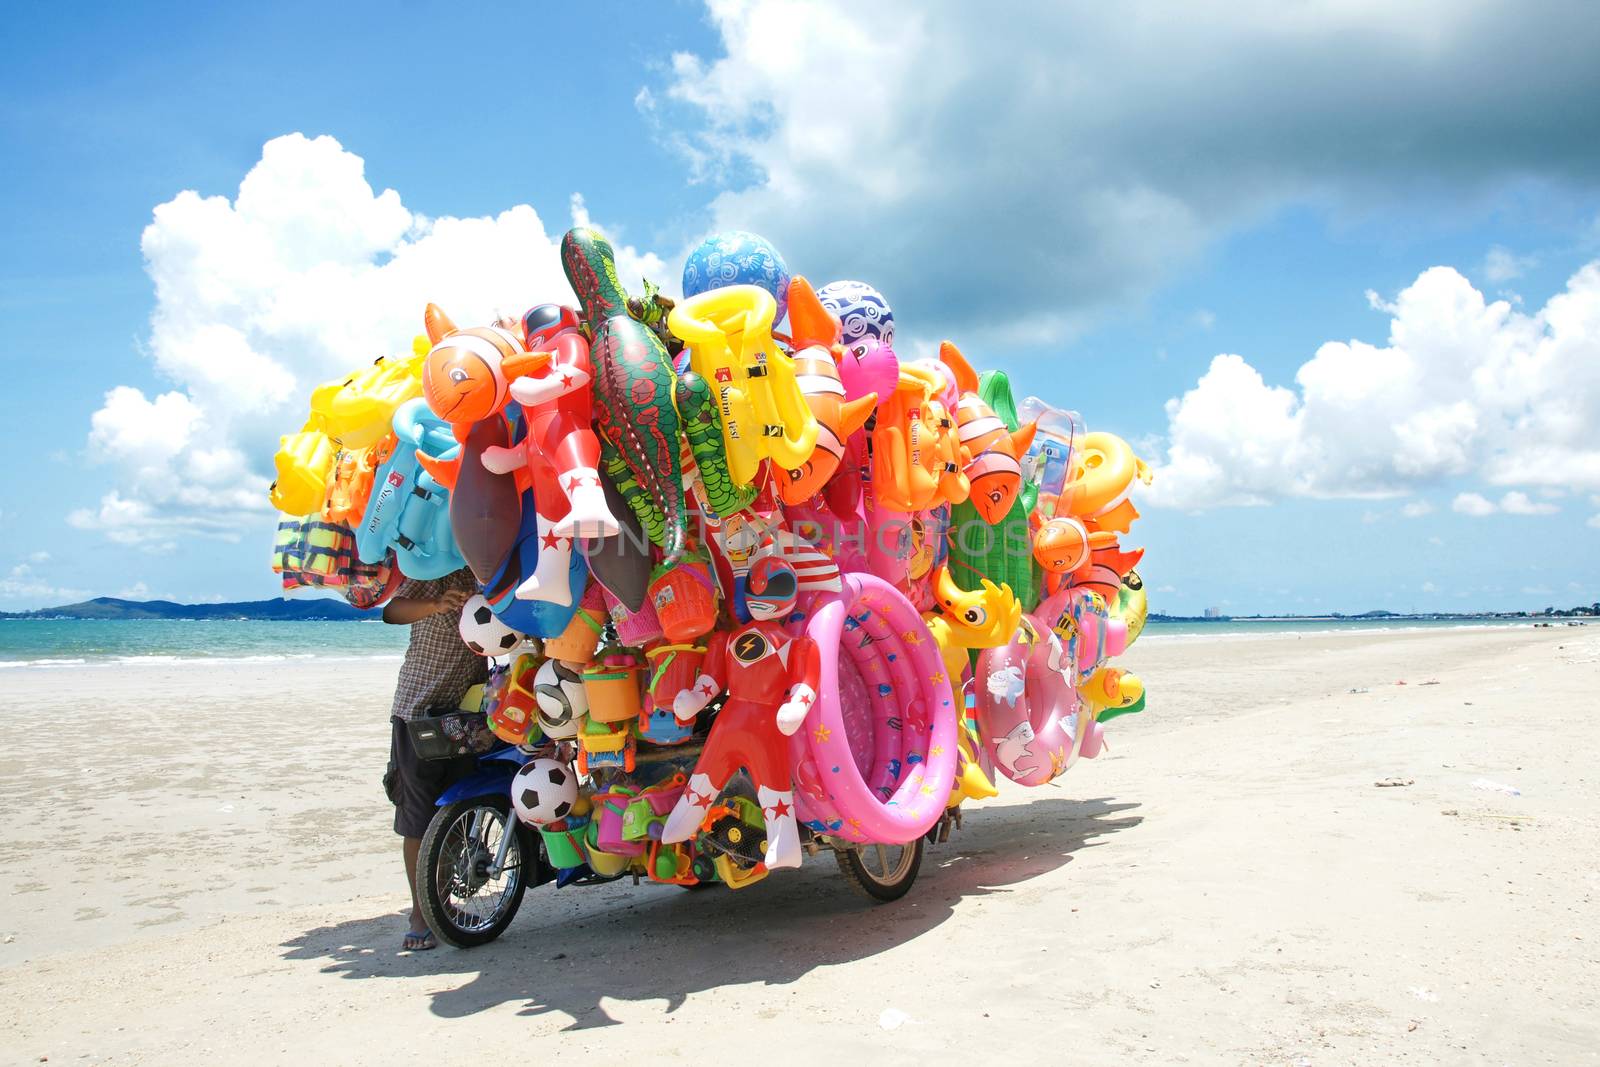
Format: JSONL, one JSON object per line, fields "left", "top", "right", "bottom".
{"left": 480, "top": 304, "right": 620, "bottom": 605}
{"left": 660, "top": 556, "right": 820, "bottom": 869}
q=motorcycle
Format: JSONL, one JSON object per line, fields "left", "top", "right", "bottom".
{"left": 415, "top": 741, "right": 935, "bottom": 949}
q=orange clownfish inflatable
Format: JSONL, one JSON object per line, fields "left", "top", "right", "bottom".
{"left": 1034, "top": 516, "right": 1145, "bottom": 601}
{"left": 939, "top": 342, "right": 1037, "bottom": 523}
{"left": 873, "top": 365, "right": 972, "bottom": 512}
{"left": 778, "top": 277, "right": 878, "bottom": 505}
{"left": 420, "top": 303, "right": 549, "bottom": 432}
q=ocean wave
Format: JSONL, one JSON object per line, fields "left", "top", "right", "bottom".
{"left": 1, "top": 652, "right": 405, "bottom": 669}
{"left": 0, "top": 657, "right": 90, "bottom": 669}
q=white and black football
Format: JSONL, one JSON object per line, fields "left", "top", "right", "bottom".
{"left": 510, "top": 758, "right": 578, "bottom": 826}
{"left": 458, "top": 594, "right": 525, "bottom": 656}
{"left": 532, "top": 659, "right": 588, "bottom": 739}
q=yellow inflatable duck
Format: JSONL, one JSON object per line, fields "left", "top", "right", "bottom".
{"left": 1058, "top": 431, "right": 1153, "bottom": 534}
{"left": 667, "top": 285, "right": 820, "bottom": 487}
{"left": 922, "top": 563, "right": 1022, "bottom": 681}
{"left": 949, "top": 725, "right": 1000, "bottom": 807}
{"left": 1080, "top": 666, "right": 1144, "bottom": 718}
{"left": 1110, "top": 569, "right": 1149, "bottom": 644}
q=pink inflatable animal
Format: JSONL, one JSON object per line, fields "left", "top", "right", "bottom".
{"left": 826, "top": 336, "right": 899, "bottom": 519}
{"left": 1035, "top": 587, "right": 1128, "bottom": 682}
{"left": 974, "top": 615, "right": 1094, "bottom": 787}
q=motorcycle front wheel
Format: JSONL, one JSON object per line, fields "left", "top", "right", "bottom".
{"left": 417, "top": 796, "right": 534, "bottom": 948}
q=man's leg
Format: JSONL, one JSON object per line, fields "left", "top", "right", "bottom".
{"left": 390, "top": 721, "right": 437, "bottom": 949}
{"left": 403, "top": 836, "right": 425, "bottom": 937}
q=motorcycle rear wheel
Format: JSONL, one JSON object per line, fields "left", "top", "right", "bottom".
{"left": 835, "top": 838, "right": 924, "bottom": 903}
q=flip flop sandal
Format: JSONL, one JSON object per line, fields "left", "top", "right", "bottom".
{"left": 402, "top": 929, "right": 437, "bottom": 951}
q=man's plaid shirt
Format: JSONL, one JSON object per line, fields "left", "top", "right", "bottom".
{"left": 389, "top": 568, "right": 487, "bottom": 721}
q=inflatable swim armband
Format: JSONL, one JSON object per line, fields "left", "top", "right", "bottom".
{"left": 355, "top": 398, "right": 464, "bottom": 580}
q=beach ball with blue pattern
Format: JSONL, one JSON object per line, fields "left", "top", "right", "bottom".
{"left": 816, "top": 279, "right": 894, "bottom": 347}
{"left": 682, "top": 231, "right": 792, "bottom": 322}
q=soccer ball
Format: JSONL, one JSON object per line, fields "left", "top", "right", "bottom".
{"left": 458, "top": 595, "right": 525, "bottom": 656}
{"left": 510, "top": 758, "right": 578, "bottom": 826}
{"left": 532, "top": 659, "right": 588, "bottom": 739}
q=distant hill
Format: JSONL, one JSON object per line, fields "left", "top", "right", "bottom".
{"left": 0, "top": 596, "right": 377, "bottom": 621}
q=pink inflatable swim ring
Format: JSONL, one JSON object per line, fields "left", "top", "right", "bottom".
{"left": 975, "top": 616, "right": 1091, "bottom": 787}
{"left": 788, "top": 572, "right": 957, "bottom": 843}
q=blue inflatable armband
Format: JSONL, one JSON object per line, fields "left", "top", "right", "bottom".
{"left": 357, "top": 398, "right": 465, "bottom": 579}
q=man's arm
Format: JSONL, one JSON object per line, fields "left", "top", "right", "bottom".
{"left": 382, "top": 586, "right": 471, "bottom": 625}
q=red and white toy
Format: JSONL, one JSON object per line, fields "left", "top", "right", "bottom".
{"left": 659, "top": 556, "right": 821, "bottom": 869}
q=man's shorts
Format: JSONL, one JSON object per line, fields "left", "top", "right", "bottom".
{"left": 384, "top": 718, "right": 477, "bottom": 838}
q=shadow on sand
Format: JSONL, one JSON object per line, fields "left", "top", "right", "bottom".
{"left": 281, "top": 795, "right": 1140, "bottom": 1028}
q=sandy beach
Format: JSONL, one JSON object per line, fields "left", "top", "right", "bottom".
{"left": 2, "top": 625, "right": 1596, "bottom": 1064}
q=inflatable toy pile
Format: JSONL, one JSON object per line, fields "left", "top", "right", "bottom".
{"left": 268, "top": 226, "right": 1152, "bottom": 887}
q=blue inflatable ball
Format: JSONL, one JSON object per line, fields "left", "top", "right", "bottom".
{"left": 682, "top": 231, "right": 792, "bottom": 322}
{"left": 816, "top": 280, "right": 894, "bottom": 347}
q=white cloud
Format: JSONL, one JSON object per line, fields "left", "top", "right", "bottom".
{"left": 1453, "top": 492, "right": 1497, "bottom": 516}
{"left": 1422, "top": 581, "right": 1437, "bottom": 593}
{"left": 1483, "top": 245, "right": 1537, "bottom": 284}
{"left": 1401, "top": 500, "right": 1434, "bottom": 518}
{"left": 1149, "top": 263, "right": 1600, "bottom": 509}
{"left": 27, "top": 551, "right": 50, "bottom": 564}
{"left": 1587, "top": 513, "right": 1600, "bottom": 530}
{"left": 656, "top": 1, "right": 1600, "bottom": 341}
{"left": 0, "top": 562, "right": 90, "bottom": 607}
{"left": 81, "top": 134, "right": 662, "bottom": 545}
{"left": 1498, "top": 491, "right": 1557, "bottom": 516}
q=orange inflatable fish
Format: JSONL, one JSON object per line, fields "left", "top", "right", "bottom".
{"left": 420, "top": 304, "right": 549, "bottom": 431}
{"left": 938, "top": 342, "right": 1036, "bottom": 523}
{"left": 778, "top": 277, "right": 878, "bottom": 505}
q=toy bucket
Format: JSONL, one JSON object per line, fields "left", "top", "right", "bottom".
{"left": 582, "top": 646, "right": 645, "bottom": 723}
{"left": 640, "top": 644, "right": 706, "bottom": 743}
{"left": 542, "top": 585, "right": 606, "bottom": 664}
{"left": 604, "top": 588, "right": 664, "bottom": 646}
{"left": 593, "top": 789, "right": 647, "bottom": 856}
{"left": 581, "top": 820, "right": 634, "bottom": 876}
{"left": 648, "top": 555, "right": 718, "bottom": 642}
{"left": 538, "top": 817, "right": 590, "bottom": 870}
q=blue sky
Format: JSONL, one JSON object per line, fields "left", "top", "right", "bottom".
{"left": 3, "top": 0, "right": 1598, "bottom": 615}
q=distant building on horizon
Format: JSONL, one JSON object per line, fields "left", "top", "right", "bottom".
{"left": 1204, "top": 607, "right": 1221, "bottom": 619}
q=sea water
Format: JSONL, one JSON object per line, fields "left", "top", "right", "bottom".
{"left": 0, "top": 614, "right": 1553, "bottom": 668}
{"left": 0, "top": 619, "right": 409, "bottom": 668}
{"left": 1140, "top": 616, "right": 1551, "bottom": 640}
